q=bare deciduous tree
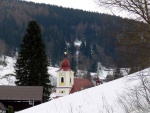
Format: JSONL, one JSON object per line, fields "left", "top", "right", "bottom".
{"left": 117, "top": 70, "right": 150, "bottom": 113}
{"left": 97, "top": 0, "right": 150, "bottom": 27}
{"left": 97, "top": 0, "right": 150, "bottom": 71}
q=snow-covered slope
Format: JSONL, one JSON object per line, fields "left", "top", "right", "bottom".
{"left": 0, "top": 56, "right": 16, "bottom": 85}
{"left": 1, "top": 56, "right": 150, "bottom": 113}
{"left": 0, "top": 56, "right": 59, "bottom": 86}
{"left": 15, "top": 68, "right": 150, "bottom": 113}
{"left": 48, "top": 67, "right": 59, "bottom": 77}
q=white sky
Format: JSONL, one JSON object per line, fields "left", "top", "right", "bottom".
{"left": 24, "top": 0, "right": 130, "bottom": 18}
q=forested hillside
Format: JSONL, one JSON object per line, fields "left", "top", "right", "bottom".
{"left": 0, "top": 0, "right": 147, "bottom": 72}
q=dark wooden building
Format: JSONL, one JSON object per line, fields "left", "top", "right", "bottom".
{"left": 0, "top": 86, "right": 43, "bottom": 112}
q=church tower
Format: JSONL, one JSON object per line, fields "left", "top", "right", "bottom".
{"left": 56, "top": 52, "right": 74, "bottom": 97}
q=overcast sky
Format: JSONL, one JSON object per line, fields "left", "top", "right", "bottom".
{"left": 24, "top": 0, "right": 130, "bottom": 18}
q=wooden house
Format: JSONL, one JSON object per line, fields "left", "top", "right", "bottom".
{"left": 0, "top": 86, "right": 43, "bottom": 112}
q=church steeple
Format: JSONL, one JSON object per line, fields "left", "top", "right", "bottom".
{"left": 56, "top": 51, "right": 74, "bottom": 97}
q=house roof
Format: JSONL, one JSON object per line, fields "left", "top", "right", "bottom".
{"left": 70, "top": 78, "right": 93, "bottom": 94}
{"left": 0, "top": 86, "right": 43, "bottom": 101}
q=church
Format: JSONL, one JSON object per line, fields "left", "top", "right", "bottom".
{"left": 51, "top": 52, "right": 93, "bottom": 99}
{"left": 56, "top": 57, "right": 74, "bottom": 97}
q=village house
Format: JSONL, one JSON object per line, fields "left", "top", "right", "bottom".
{"left": 0, "top": 86, "right": 43, "bottom": 112}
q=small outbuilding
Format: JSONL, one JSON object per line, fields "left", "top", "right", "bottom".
{"left": 0, "top": 86, "right": 43, "bottom": 112}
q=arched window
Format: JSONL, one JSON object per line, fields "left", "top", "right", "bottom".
{"left": 61, "top": 77, "right": 64, "bottom": 83}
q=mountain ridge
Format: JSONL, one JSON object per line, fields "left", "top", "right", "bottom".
{"left": 0, "top": 0, "right": 139, "bottom": 71}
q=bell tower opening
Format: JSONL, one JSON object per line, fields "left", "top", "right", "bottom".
{"left": 61, "top": 77, "right": 64, "bottom": 83}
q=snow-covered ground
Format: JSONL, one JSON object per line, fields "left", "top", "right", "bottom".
{"left": 0, "top": 56, "right": 59, "bottom": 86}
{"left": 0, "top": 56, "right": 116, "bottom": 86}
{"left": 15, "top": 68, "right": 150, "bottom": 113}
{"left": 1, "top": 56, "right": 150, "bottom": 113}
{"left": 48, "top": 67, "right": 59, "bottom": 78}
{"left": 0, "top": 56, "right": 16, "bottom": 85}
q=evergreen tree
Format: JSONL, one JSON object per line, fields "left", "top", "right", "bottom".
{"left": 80, "top": 40, "right": 86, "bottom": 55}
{"left": 15, "top": 20, "right": 51, "bottom": 102}
{"left": 85, "top": 41, "right": 91, "bottom": 58}
{"left": 68, "top": 43, "right": 76, "bottom": 55}
{"left": 92, "top": 44, "right": 98, "bottom": 54}
{"left": 70, "top": 57, "right": 76, "bottom": 71}
{"left": 113, "top": 67, "right": 123, "bottom": 80}
{"left": 8, "top": 106, "right": 13, "bottom": 113}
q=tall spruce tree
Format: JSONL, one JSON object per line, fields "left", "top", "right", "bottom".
{"left": 15, "top": 20, "right": 51, "bottom": 102}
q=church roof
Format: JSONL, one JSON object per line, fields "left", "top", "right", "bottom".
{"left": 57, "top": 58, "right": 71, "bottom": 71}
{"left": 70, "top": 78, "right": 93, "bottom": 94}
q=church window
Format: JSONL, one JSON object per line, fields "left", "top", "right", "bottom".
{"left": 70, "top": 78, "right": 71, "bottom": 83}
{"left": 61, "top": 77, "right": 64, "bottom": 83}
{"left": 62, "top": 91, "right": 63, "bottom": 93}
